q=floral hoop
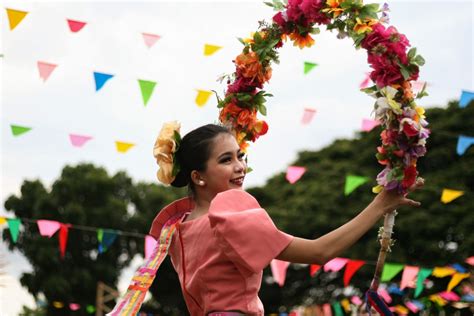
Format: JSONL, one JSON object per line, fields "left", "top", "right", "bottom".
{"left": 217, "top": 0, "right": 429, "bottom": 194}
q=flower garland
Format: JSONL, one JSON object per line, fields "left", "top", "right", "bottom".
{"left": 217, "top": 0, "right": 429, "bottom": 194}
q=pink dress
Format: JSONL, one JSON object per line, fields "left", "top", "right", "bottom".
{"left": 149, "top": 189, "right": 293, "bottom": 316}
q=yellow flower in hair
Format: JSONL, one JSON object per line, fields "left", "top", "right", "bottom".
{"left": 153, "top": 121, "right": 181, "bottom": 185}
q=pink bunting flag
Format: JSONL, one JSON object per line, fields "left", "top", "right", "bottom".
{"left": 69, "top": 303, "right": 81, "bottom": 311}
{"left": 379, "top": 287, "right": 392, "bottom": 303}
{"left": 361, "top": 118, "right": 381, "bottom": 132}
{"left": 286, "top": 166, "right": 306, "bottom": 184}
{"left": 324, "top": 257, "right": 349, "bottom": 272}
{"left": 301, "top": 107, "right": 317, "bottom": 125}
{"left": 145, "top": 235, "right": 157, "bottom": 259}
{"left": 405, "top": 301, "right": 420, "bottom": 313}
{"left": 69, "top": 134, "right": 93, "bottom": 147}
{"left": 439, "top": 291, "right": 461, "bottom": 301}
{"left": 37, "top": 61, "right": 57, "bottom": 82}
{"left": 411, "top": 80, "right": 426, "bottom": 93}
{"left": 359, "top": 72, "right": 372, "bottom": 89}
{"left": 142, "top": 33, "right": 161, "bottom": 48}
{"left": 67, "top": 19, "right": 86, "bottom": 33}
{"left": 37, "top": 220, "right": 61, "bottom": 237}
{"left": 466, "top": 256, "right": 474, "bottom": 266}
{"left": 351, "top": 296, "right": 362, "bottom": 306}
{"left": 322, "top": 303, "right": 332, "bottom": 316}
{"left": 401, "top": 265, "right": 419, "bottom": 289}
{"left": 270, "top": 259, "right": 290, "bottom": 287}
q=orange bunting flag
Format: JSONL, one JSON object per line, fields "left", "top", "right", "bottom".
{"left": 37, "top": 61, "right": 58, "bottom": 82}
{"left": 67, "top": 19, "right": 87, "bottom": 33}
{"left": 59, "top": 224, "right": 71, "bottom": 259}
{"left": 301, "top": 107, "right": 317, "bottom": 125}
{"left": 115, "top": 141, "right": 135, "bottom": 153}
{"left": 310, "top": 264, "right": 321, "bottom": 277}
{"left": 441, "top": 189, "right": 464, "bottom": 204}
{"left": 142, "top": 33, "right": 161, "bottom": 48}
{"left": 6, "top": 8, "right": 28, "bottom": 30}
{"left": 343, "top": 260, "right": 365, "bottom": 286}
{"left": 432, "top": 266, "right": 456, "bottom": 278}
{"left": 195, "top": 89, "right": 213, "bottom": 107}
{"left": 204, "top": 44, "right": 222, "bottom": 56}
{"left": 447, "top": 273, "right": 470, "bottom": 292}
{"left": 340, "top": 299, "right": 351, "bottom": 312}
{"left": 400, "top": 265, "right": 419, "bottom": 289}
{"left": 53, "top": 301, "right": 65, "bottom": 309}
{"left": 392, "top": 305, "right": 409, "bottom": 315}
{"left": 69, "top": 134, "right": 93, "bottom": 147}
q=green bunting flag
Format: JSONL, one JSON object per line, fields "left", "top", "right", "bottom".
{"left": 7, "top": 218, "right": 21, "bottom": 243}
{"left": 332, "top": 301, "right": 344, "bottom": 316}
{"left": 304, "top": 61, "right": 318, "bottom": 74}
{"left": 344, "top": 175, "right": 369, "bottom": 195}
{"left": 10, "top": 125, "right": 32, "bottom": 136}
{"left": 415, "top": 268, "right": 433, "bottom": 298}
{"left": 381, "top": 263, "right": 404, "bottom": 282}
{"left": 138, "top": 79, "right": 157, "bottom": 106}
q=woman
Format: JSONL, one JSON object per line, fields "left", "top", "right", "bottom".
{"left": 114, "top": 122, "right": 423, "bottom": 316}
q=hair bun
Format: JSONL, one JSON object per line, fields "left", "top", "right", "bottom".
{"left": 170, "top": 168, "right": 189, "bottom": 188}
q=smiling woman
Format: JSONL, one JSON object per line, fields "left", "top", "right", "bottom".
{"left": 109, "top": 121, "right": 423, "bottom": 316}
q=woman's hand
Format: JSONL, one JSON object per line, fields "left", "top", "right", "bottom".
{"left": 373, "top": 177, "right": 425, "bottom": 215}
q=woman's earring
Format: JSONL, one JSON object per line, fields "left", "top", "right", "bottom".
{"left": 199, "top": 180, "right": 205, "bottom": 186}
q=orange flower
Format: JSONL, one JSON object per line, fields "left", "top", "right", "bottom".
{"left": 322, "top": 0, "right": 345, "bottom": 18}
{"left": 354, "top": 18, "right": 378, "bottom": 34}
{"left": 254, "top": 120, "right": 269, "bottom": 136}
{"left": 237, "top": 109, "right": 255, "bottom": 128}
{"left": 219, "top": 102, "right": 242, "bottom": 122}
{"left": 401, "top": 81, "right": 414, "bottom": 101}
{"left": 289, "top": 32, "right": 315, "bottom": 49}
{"left": 235, "top": 52, "right": 272, "bottom": 84}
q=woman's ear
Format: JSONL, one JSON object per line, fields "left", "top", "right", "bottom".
{"left": 190, "top": 170, "right": 205, "bottom": 186}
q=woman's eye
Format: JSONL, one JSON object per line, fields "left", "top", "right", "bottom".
{"left": 220, "top": 157, "right": 231, "bottom": 163}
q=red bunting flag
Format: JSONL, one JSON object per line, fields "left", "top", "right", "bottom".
{"left": 67, "top": 19, "right": 87, "bottom": 33}
{"left": 310, "top": 264, "right": 321, "bottom": 277}
{"left": 59, "top": 224, "right": 71, "bottom": 259}
{"left": 343, "top": 260, "right": 366, "bottom": 286}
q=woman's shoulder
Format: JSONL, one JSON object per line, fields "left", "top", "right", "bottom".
{"left": 208, "top": 189, "right": 261, "bottom": 215}
{"left": 149, "top": 196, "right": 194, "bottom": 239}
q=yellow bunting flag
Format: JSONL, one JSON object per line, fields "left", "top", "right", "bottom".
{"left": 432, "top": 267, "right": 456, "bottom": 278}
{"left": 0, "top": 217, "right": 6, "bottom": 225}
{"left": 204, "top": 44, "right": 222, "bottom": 56}
{"left": 6, "top": 8, "right": 28, "bottom": 30}
{"left": 195, "top": 89, "right": 213, "bottom": 107}
{"left": 441, "top": 189, "right": 464, "bottom": 204}
{"left": 447, "top": 273, "right": 470, "bottom": 292}
{"left": 393, "top": 305, "right": 409, "bottom": 314}
{"left": 429, "top": 294, "right": 447, "bottom": 306}
{"left": 115, "top": 141, "right": 135, "bottom": 153}
{"left": 52, "top": 301, "right": 64, "bottom": 308}
{"left": 340, "top": 298, "right": 351, "bottom": 312}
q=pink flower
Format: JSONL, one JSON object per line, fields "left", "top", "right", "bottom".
{"left": 368, "top": 54, "right": 404, "bottom": 87}
{"left": 299, "top": 0, "right": 330, "bottom": 25}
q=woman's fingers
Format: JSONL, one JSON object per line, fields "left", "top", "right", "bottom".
{"left": 403, "top": 198, "right": 421, "bottom": 207}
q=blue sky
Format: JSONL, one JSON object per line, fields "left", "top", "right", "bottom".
{"left": 1, "top": 0, "right": 472, "bottom": 314}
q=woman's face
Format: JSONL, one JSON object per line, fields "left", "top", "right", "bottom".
{"left": 198, "top": 133, "right": 247, "bottom": 196}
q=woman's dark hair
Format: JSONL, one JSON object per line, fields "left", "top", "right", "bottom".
{"left": 171, "top": 124, "right": 232, "bottom": 191}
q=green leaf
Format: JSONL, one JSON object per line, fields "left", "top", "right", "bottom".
{"left": 407, "top": 48, "right": 417, "bottom": 59}
{"left": 414, "top": 55, "right": 425, "bottom": 66}
{"left": 259, "top": 104, "right": 267, "bottom": 116}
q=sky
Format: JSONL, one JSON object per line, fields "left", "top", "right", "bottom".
{"left": 1, "top": 0, "right": 473, "bottom": 315}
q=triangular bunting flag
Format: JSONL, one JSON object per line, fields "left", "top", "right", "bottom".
{"left": 441, "top": 189, "right": 464, "bottom": 204}
{"left": 10, "top": 124, "right": 32, "bottom": 136}
{"left": 343, "top": 260, "right": 365, "bottom": 286}
{"left": 270, "top": 259, "right": 290, "bottom": 287}
{"left": 145, "top": 235, "right": 157, "bottom": 259}
{"left": 37, "top": 220, "right": 61, "bottom": 237}
{"left": 138, "top": 79, "right": 157, "bottom": 106}
{"left": 324, "top": 257, "right": 349, "bottom": 272}
{"left": 67, "top": 19, "right": 87, "bottom": 33}
{"left": 37, "top": 61, "right": 57, "bottom": 82}
{"left": 466, "top": 256, "right": 474, "bottom": 266}
{"left": 340, "top": 299, "right": 350, "bottom": 312}
{"left": 432, "top": 266, "right": 456, "bottom": 278}
{"left": 322, "top": 303, "right": 332, "bottom": 316}
{"left": 7, "top": 218, "right": 21, "bottom": 243}
{"left": 351, "top": 296, "right": 362, "bottom": 306}
{"left": 361, "top": 118, "right": 380, "bottom": 132}
{"left": 0, "top": 217, "right": 6, "bottom": 225}
{"left": 69, "top": 303, "right": 81, "bottom": 311}
{"left": 415, "top": 268, "right": 432, "bottom": 298}
{"left": 379, "top": 287, "right": 392, "bottom": 303}
{"left": 115, "top": 141, "right": 135, "bottom": 153}
{"left": 98, "top": 229, "right": 118, "bottom": 253}
{"left": 69, "top": 134, "right": 93, "bottom": 147}
{"left": 405, "top": 301, "right": 420, "bottom": 313}
{"left": 459, "top": 90, "right": 474, "bottom": 108}
{"left": 447, "top": 273, "right": 470, "bottom": 292}
{"left": 359, "top": 72, "right": 372, "bottom": 89}
{"left": 286, "top": 166, "right": 306, "bottom": 184}
{"left": 6, "top": 8, "right": 28, "bottom": 30}
{"left": 142, "top": 33, "right": 161, "bottom": 48}
{"left": 59, "top": 224, "right": 70, "bottom": 259}
{"left": 310, "top": 264, "right": 321, "bottom": 277}
{"left": 304, "top": 61, "right": 318, "bottom": 74}
{"left": 344, "top": 175, "right": 369, "bottom": 195}
{"left": 456, "top": 135, "right": 474, "bottom": 155}
{"left": 53, "top": 301, "right": 65, "bottom": 308}
{"left": 451, "top": 263, "right": 468, "bottom": 273}
{"left": 429, "top": 294, "right": 447, "bottom": 306}
{"left": 439, "top": 291, "right": 461, "bottom": 302}
{"left": 93, "top": 72, "right": 114, "bottom": 91}
{"left": 331, "top": 302, "right": 343, "bottom": 316}
{"left": 411, "top": 80, "right": 427, "bottom": 94}
{"left": 203, "top": 44, "right": 222, "bottom": 56}
{"left": 393, "top": 305, "right": 409, "bottom": 315}
{"left": 381, "top": 263, "right": 404, "bottom": 282}
{"left": 195, "top": 89, "right": 213, "bottom": 107}
{"left": 301, "top": 108, "right": 317, "bottom": 125}
{"left": 400, "top": 265, "right": 419, "bottom": 289}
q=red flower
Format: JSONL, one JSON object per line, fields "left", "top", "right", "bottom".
{"left": 227, "top": 76, "right": 258, "bottom": 94}
{"left": 368, "top": 54, "right": 404, "bottom": 87}
{"left": 402, "top": 165, "right": 417, "bottom": 189}
{"left": 299, "top": 0, "right": 330, "bottom": 25}
{"left": 402, "top": 121, "right": 419, "bottom": 137}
